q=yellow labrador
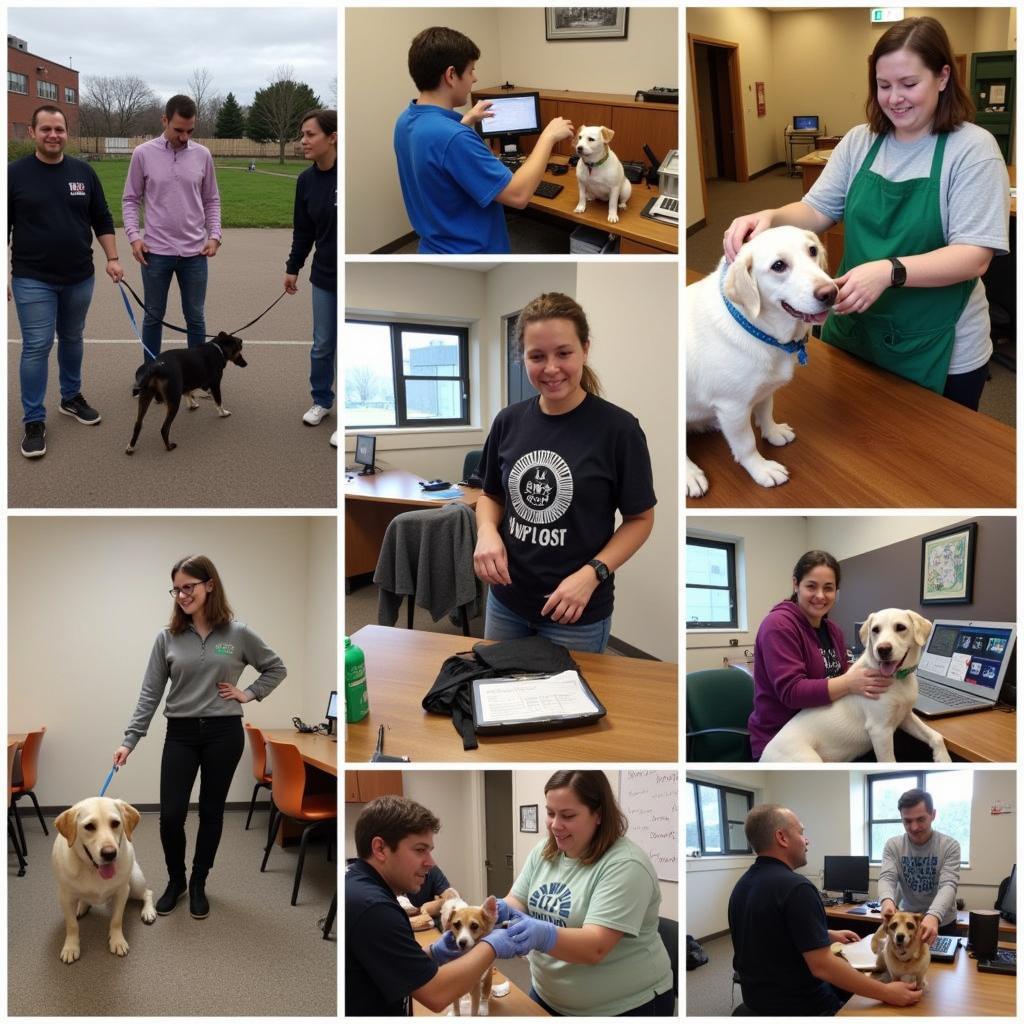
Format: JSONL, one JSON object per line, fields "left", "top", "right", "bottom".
{"left": 51, "top": 797, "right": 156, "bottom": 963}
{"left": 686, "top": 226, "right": 837, "bottom": 497}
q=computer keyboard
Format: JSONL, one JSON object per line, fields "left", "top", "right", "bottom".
{"left": 534, "top": 181, "right": 564, "bottom": 199}
{"left": 977, "top": 949, "right": 1016, "bottom": 975}
{"left": 918, "top": 679, "right": 979, "bottom": 707}
{"left": 929, "top": 935, "right": 959, "bottom": 961}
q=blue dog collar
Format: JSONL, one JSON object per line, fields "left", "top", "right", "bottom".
{"left": 719, "top": 262, "right": 809, "bottom": 365}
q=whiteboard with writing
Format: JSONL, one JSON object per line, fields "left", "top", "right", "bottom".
{"left": 619, "top": 770, "right": 678, "bottom": 881}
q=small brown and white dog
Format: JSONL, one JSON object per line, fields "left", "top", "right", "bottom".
{"left": 574, "top": 125, "right": 631, "bottom": 223}
{"left": 440, "top": 892, "right": 499, "bottom": 1016}
{"left": 871, "top": 911, "right": 931, "bottom": 990}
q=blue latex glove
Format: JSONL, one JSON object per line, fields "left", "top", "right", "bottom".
{"left": 480, "top": 927, "right": 523, "bottom": 959}
{"left": 428, "top": 931, "right": 464, "bottom": 965}
{"left": 495, "top": 898, "right": 514, "bottom": 924}
{"left": 508, "top": 913, "right": 558, "bottom": 954}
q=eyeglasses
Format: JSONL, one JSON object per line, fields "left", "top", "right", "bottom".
{"left": 169, "top": 580, "right": 209, "bottom": 598}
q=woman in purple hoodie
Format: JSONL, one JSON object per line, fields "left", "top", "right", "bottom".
{"left": 749, "top": 550, "right": 890, "bottom": 759}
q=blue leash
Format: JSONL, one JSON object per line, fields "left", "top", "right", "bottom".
{"left": 117, "top": 283, "right": 159, "bottom": 361}
{"left": 99, "top": 764, "right": 119, "bottom": 797}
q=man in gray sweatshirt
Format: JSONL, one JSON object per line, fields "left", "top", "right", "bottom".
{"left": 877, "top": 787, "right": 961, "bottom": 945}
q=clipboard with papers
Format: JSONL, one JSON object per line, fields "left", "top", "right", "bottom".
{"left": 471, "top": 670, "right": 607, "bottom": 734}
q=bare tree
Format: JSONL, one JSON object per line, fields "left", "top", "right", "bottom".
{"left": 247, "top": 64, "right": 321, "bottom": 163}
{"left": 79, "top": 74, "right": 159, "bottom": 137}
{"left": 186, "top": 67, "right": 222, "bottom": 137}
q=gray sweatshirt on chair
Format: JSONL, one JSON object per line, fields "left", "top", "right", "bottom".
{"left": 121, "top": 620, "right": 286, "bottom": 749}
{"left": 877, "top": 830, "right": 961, "bottom": 926}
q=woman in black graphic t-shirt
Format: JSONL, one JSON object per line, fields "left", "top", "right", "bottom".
{"left": 473, "top": 293, "right": 656, "bottom": 654}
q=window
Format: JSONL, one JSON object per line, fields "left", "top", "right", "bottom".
{"left": 37, "top": 80, "right": 58, "bottom": 100}
{"left": 867, "top": 771, "right": 972, "bottom": 863}
{"left": 686, "top": 779, "right": 752, "bottom": 856}
{"left": 344, "top": 320, "right": 469, "bottom": 428}
{"left": 8, "top": 72, "right": 28, "bottom": 95}
{"left": 687, "top": 536, "right": 738, "bottom": 628}
{"left": 65, "top": 87, "right": 76, "bottom": 104}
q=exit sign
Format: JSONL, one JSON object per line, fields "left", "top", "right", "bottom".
{"left": 871, "top": 8, "right": 905, "bottom": 23}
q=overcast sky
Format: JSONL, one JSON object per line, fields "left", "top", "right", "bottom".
{"left": 7, "top": 7, "right": 337, "bottom": 106}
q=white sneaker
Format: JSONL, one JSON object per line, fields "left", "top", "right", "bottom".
{"left": 302, "top": 404, "right": 330, "bottom": 426}
{"left": 329, "top": 431, "right": 338, "bottom": 448}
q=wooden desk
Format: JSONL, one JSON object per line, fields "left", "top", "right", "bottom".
{"left": 344, "top": 625, "right": 678, "bottom": 763}
{"left": 685, "top": 342, "right": 1016, "bottom": 508}
{"left": 345, "top": 470, "right": 481, "bottom": 579}
{"left": 261, "top": 729, "right": 337, "bottom": 776}
{"left": 412, "top": 926, "right": 547, "bottom": 1016}
{"left": 929, "top": 708, "right": 1015, "bottom": 763}
{"left": 827, "top": 904, "right": 1016, "bottom": 940}
{"left": 837, "top": 941, "right": 1015, "bottom": 1016}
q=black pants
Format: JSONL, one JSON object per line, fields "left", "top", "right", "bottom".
{"left": 529, "top": 986, "right": 675, "bottom": 1017}
{"left": 160, "top": 716, "right": 244, "bottom": 879}
{"left": 943, "top": 362, "right": 989, "bottom": 411}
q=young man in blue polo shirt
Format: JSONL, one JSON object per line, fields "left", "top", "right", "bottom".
{"left": 346, "top": 795, "right": 542, "bottom": 1015}
{"left": 394, "top": 26, "right": 574, "bottom": 254}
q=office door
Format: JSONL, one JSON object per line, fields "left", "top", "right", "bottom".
{"left": 484, "top": 771, "right": 514, "bottom": 899}
{"left": 505, "top": 313, "right": 538, "bottom": 405}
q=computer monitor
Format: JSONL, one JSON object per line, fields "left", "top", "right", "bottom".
{"left": 793, "top": 114, "right": 820, "bottom": 131}
{"left": 476, "top": 92, "right": 542, "bottom": 156}
{"left": 917, "top": 619, "right": 1016, "bottom": 702}
{"left": 823, "top": 855, "right": 870, "bottom": 902}
{"left": 998, "top": 864, "right": 1016, "bottom": 923}
{"left": 354, "top": 434, "right": 377, "bottom": 475}
{"left": 326, "top": 690, "right": 337, "bottom": 735}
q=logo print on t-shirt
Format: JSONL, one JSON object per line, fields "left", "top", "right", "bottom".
{"left": 68, "top": 181, "right": 86, "bottom": 196}
{"left": 528, "top": 880, "right": 572, "bottom": 925}
{"left": 508, "top": 450, "right": 573, "bottom": 525}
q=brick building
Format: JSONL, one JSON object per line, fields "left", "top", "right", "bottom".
{"left": 7, "top": 35, "right": 80, "bottom": 138}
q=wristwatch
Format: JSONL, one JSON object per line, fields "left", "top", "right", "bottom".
{"left": 888, "top": 257, "right": 907, "bottom": 288}
{"left": 587, "top": 559, "right": 610, "bottom": 583}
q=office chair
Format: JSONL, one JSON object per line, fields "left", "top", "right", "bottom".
{"left": 461, "top": 448, "right": 483, "bottom": 484}
{"left": 686, "top": 668, "right": 754, "bottom": 761}
{"left": 10, "top": 726, "right": 48, "bottom": 851}
{"left": 261, "top": 740, "right": 337, "bottom": 906}
{"left": 8, "top": 742, "right": 26, "bottom": 876}
{"left": 658, "top": 915, "right": 679, "bottom": 1005}
{"left": 983, "top": 244, "right": 1015, "bottom": 372}
{"left": 242, "top": 723, "right": 273, "bottom": 830}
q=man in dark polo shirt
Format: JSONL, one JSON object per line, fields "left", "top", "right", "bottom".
{"left": 346, "top": 795, "right": 540, "bottom": 1015}
{"left": 728, "top": 804, "right": 923, "bottom": 1015}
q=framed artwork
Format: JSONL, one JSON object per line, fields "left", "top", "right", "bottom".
{"left": 519, "top": 804, "right": 539, "bottom": 833}
{"left": 756, "top": 81, "right": 766, "bottom": 117}
{"left": 920, "top": 522, "right": 977, "bottom": 604}
{"left": 545, "top": 8, "right": 629, "bottom": 41}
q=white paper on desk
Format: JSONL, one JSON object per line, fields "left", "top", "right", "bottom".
{"left": 836, "top": 934, "right": 878, "bottom": 971}
{"left": 476, "top": 672, "right": 599, "bottom": 723}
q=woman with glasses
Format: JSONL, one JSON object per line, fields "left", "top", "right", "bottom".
{"left": 113, "top": 555, "right": 286, "bottom": 919}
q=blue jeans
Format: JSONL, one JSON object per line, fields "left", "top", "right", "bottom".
{"left": 140, "top": 253, "right": 208, "bottom": 358}
{"left": 311, "top": 284, "right": 337, "bottom": 408}
{"left": 484, "top": 590, "right": 612, "bottom": 654}
{"left": 12, "top": 275, "right": 94, "bottom": 423}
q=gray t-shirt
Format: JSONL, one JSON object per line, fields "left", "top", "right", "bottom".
{"left": 876, "top": 830, "right": 961, "bottom": 926}
{"left": 804, "top": 122, "right": 1010, "bottom": 373}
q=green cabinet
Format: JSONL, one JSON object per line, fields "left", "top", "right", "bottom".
{"left": 970, "top": 50, "right": 1014, "bottom": 162}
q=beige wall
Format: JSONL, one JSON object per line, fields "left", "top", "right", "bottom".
{"left": 346, "top": 7, "right": 678, "bottom": 251}
{"left": 687, "top": 769, "right": 1015, "bottom": 939}
{"left": 8, "top": 516, "right": 336, "bottom": 806}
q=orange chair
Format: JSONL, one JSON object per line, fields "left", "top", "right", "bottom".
{"left": 243, "top": 724, "right": 273, "bottom": 831}
{"left": 8, "top": 742, "right": 26, "bottom": 876}
{"left": 260, "top": 740, "right": 336, "bottom": 906}
{"left": 10, "top": 727, "right": 48, "bottom": 851}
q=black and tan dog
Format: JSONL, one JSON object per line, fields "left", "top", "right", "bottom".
{"left": 126, "top": 332, "right": 247, "bottom": 454}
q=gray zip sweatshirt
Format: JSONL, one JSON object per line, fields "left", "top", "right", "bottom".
{"left": 877, "top": 830, "right": 960, "bottom": 926}
{"left": 122, "top": 621, "right": 286, "bottom": 750}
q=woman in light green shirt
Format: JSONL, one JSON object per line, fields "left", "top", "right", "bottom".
{"left": 504, "top": 770, "right": 674, "bottom": 1016}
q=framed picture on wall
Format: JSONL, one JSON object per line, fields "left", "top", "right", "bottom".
{"left": 519, "top": 804, "right": 539, "bottom": 832}
{"left": 920, "top": 522, "right": 977, "bottom": 604}
{"left": 545, "top": 8, "right": 629, "bottom": 41}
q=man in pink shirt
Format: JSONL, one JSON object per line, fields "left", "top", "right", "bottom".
{"left": 122, "top": 95, "right": 221, "bottom": 358}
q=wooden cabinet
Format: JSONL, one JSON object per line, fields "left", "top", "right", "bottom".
{"left": 345, "top": 770, "right": 404, "bottom": 803}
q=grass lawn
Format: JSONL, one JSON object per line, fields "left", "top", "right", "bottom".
{"left": 89, "top": 158, "right": 307, "bottom": 228}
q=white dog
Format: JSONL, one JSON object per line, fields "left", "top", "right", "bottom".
{"left": 51, "top": 796, "right": 156, "bottom": 963}
{"left": 760, "top": 609, "right": 952, "bottom": 763}
{"left": 686, "top": 226, "right": 837, "bottom": 497}
{"left": 574, "top": 125, "right": 631, "bottom": 223}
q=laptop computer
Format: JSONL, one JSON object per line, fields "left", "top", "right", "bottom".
{"left": 914, "top": 619, "right": 1016, "bottom": 717}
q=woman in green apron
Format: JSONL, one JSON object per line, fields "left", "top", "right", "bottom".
{"left": 723, "top": 16, "right": 1009, "bottom": 410}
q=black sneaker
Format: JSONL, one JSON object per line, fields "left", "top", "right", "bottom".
{"left": 21, "top": 421, "right": 46, "bottom": 458}
{"left": 189, "top": 874, "right": 210, "bottom": 919}
{"left": 155, "top": 878, "right": 187, "bottom": 915}
{"left": 59, "top": 393, "right": 101, "bottom": 425}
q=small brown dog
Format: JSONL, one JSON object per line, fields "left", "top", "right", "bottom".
{"left": 871, "top": 911, "right": 931, "bottom": 990}
{"left": 440, "top": 892, "right": 499, "bottom": 1016}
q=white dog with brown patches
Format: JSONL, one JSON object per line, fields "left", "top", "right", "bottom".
{"left": 686, "top": 226, "right": 837, "bottom": 497}
{"left": 440, "top": 892, "right": 499, "bottom": 1016}
{"left": 574, "top": 125, "right": 631, "bottom": 223}
{"left": 51, "top": 797, "right": 156, "bottom": 963}
{"left": 760, "top": 609, "right": 952, "bottom": 763}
